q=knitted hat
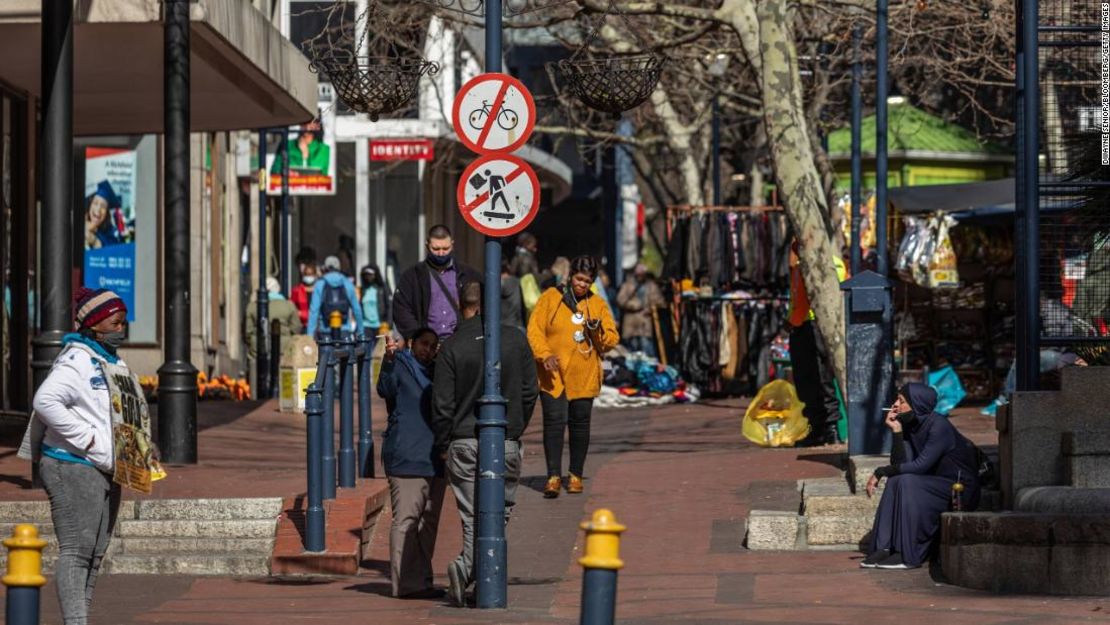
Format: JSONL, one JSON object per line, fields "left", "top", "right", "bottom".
{"left": 323, "top": 256, "right": 341, "bottom": 272}
{"left": 74, "top": 287, "right": 127, "bottom": 330}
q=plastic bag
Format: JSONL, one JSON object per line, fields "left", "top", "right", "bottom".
{"left": 895, "top": 217, "right": 924, "bottom": 277}
{"left": 742, "top": 380, "right": 810, "bottom": 447}
{"left": 928, "top": 214, "right": 960, "bottom": 288}
{"left": 927, "top": 365, "right": 966, "bottom": 415}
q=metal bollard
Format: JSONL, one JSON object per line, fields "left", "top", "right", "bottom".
{"left": 357, "top": 333, "right": 375, "bottom": 478}
{"left": 4, "top": 524, "right": 47, "bottom": 625}
{"left": 303, "top": 382, "right": 326, "bottom": 552}
{"left": 337, "top": 337, "right": 356, "bottom": 489}
{"left": 320, "top": 336, "right": 338, "bottom": 501}
{"left": 578, "top": 509, "right": 626, "bottom": 625}
{"left": 269, "top": 319, "right": 282, "bottom": 399}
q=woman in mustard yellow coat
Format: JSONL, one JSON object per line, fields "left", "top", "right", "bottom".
{"left": 527, "top": 256, "right": 619, "bottom": 498}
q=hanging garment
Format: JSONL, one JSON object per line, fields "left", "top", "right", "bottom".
{"left": 719, "top": 305, "right": 733, "bottom": 368}
{"left": 727, "top": 213, "right": 744, "bottom": 286}
{"left": 664, "top": 217, "right": 689, "bottom": 281}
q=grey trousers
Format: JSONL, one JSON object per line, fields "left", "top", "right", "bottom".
{"left": 40, "top": 457, "right": 121, "bottom": 625}
{"left": 446, "top": 438, "right": 522, "bottom": 590}
{"left": 387, "top": 475, "right": 447, "bottom": 597}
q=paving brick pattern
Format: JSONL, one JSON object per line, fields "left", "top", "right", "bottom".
{"left": 1, "top": 399, "right": 1106, "bottom": 624}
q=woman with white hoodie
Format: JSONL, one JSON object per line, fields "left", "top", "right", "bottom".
{"left": 23, "top": 288, "right": 132, "bottom": 625}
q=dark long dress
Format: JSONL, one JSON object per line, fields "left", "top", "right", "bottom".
{"left": 868, "top": 383, "right": 980, "bottom": 566}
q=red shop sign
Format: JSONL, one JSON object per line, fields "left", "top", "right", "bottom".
{"left": 370, "top": 139, "right": 435, "bottom": 161}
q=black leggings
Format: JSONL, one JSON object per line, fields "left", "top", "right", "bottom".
{"left": 541, "top": 393, "right": 594, "bottom": 478}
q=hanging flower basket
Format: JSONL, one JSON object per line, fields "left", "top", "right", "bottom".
{"left": 311, "top": 57, "right": 439, "bottom": 121}
{"left": 554, "top": 54, "right": 663, "bottom": 118}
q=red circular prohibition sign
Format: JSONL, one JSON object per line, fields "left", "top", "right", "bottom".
{"left": 456, "top": 154, "right": 541, "bottom": 238}
{"left": 451, "top": 73, "right": 537, "bottom": 155}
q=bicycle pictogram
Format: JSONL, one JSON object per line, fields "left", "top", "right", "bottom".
{"left": 468, "top": 100, "right": 520, "bottom": 132}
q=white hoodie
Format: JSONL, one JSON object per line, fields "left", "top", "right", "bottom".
{"left": 27, "top": 342, "right": 117, "bottom": 472}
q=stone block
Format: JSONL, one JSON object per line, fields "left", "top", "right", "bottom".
{"left": 805, "top": 514, "right": 872, "bottom": 547}
{"left": 1014, "top": 487, "right": 1110, "bottom": 514}
{"left": 116, "top": 537, "right": 275, "bottom": 555}
{"left": 135, "top": 498, "right": 283, "bottom": 521}
{"left": 117, "top": 519, "right": 278, "bottom": 539}
{"left": 941, "top": 511, "right": 1110, "bottom": 595}
{"left": 745, "top": 510, "right": 800, "bottom": 551}
{"left": 802, "top": 478, "right": 878, "bottom": 516}
{"left": 103, "top": 554, "right": 272, "bottom": 576}
{"left": 848, "top": 455, "right": 887, "bottom": 494}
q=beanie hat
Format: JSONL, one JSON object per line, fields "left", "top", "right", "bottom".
{"left": 74, "top": 287, "right": 127, "bottom": 330}
{"left": 266, "top": 277, "right": 282, "bottom": 294}
{"left": 323, "top": 256, "right": 342, "bottom": 272}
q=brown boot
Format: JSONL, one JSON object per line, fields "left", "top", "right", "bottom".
{"left": 566, "top": 474, "right": 584, "bottom": 494}
{"left": 543, "top": 475, "right": 562, "bottom": 499}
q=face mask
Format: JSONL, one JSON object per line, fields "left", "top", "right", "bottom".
{"left": 302, "top": 275, "right": 317, "bottom": 286}
{"left": 427, "top": 253, "right": 452, "bottom": 268}
{"left": 98, "top": 331, "right": 126, "bottom": 351}
{"left": 896, "top": 410, "right": 917, "bottom": 427}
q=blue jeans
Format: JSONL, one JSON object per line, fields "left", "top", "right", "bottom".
{"left": 40, "top": 457, "right": 121, "bottom": 625}
{"left": 624, "top": 336, "right": 657, "bottom": 359}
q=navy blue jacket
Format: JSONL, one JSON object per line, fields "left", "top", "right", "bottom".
{"left": 877, "top": 383, "right": 980, "bottom": 485}
{"left": 377, "top": 351, "right": 442, "bottom": 478}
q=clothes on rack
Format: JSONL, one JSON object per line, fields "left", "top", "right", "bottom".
{"left": 665, "top": 209, "right": 791, "bottom": 292}
{"left": 676, "top": 299, "right": 786, "bottom": 395}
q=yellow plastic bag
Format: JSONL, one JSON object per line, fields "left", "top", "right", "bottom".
{"left": 742, "top": 380, "right": 810, "bottom": 447}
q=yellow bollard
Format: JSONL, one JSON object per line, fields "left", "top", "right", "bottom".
{"left": 4, "top": 524, "right": 47, "bottom": 625}
{"left": 329, "top": 311, "right": 343, "bottom": 330}
{"left": 578, "top": 509, "right": 626, "bottom": 625}
{"left": 3, "top": 524, "right": 47, "bottom": 589}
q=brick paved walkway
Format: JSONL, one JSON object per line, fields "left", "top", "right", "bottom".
{"left": 2, "top": 399, "right": 1107, "bottom": 624}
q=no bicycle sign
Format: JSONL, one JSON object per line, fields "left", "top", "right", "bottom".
{"left": 456, "top": 154, "right": 540, "bottom": 237}
{"left": 452, "top": 73, "right": 536, "bottom": 154}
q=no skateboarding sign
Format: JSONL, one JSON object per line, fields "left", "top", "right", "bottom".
{"left": 456, "top": 154, "right": 540, "bottom": 237}
{"left": 452, "top": 73, "right": 536, "bottom": 154}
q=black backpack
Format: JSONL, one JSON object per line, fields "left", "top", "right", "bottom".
{"left": 320, "top": 279, "right": 351, "bottom": 321}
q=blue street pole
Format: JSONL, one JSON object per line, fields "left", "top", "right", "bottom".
{"left": 850, "top": 25, "right": 863, "bottom": 276}
{"left": 358, "top": 335, "right": 375, "bottom": 478}
{"left": 1016, "top": 0, "right": 1040, "bottom": 391}
{"left": 875, "top": 0, "right": 889, "bottom": 276}
{"left": 321, "top": 335, "right": 337, "bottom": 500}
{"left": 476, "top": 0, "right": 509, "bottom": 608}
{"left": 304, "top": 375, "right": 327, "bottom": 552}
{"left": 257, "top": 130, "right": 271, "bottom": 400}
{"left": 338, "top": 340, "right": 356, "bottom": 488}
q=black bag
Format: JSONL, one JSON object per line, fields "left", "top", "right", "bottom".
{"left": 321, "top": 280, "right": 351, "bottom": 321}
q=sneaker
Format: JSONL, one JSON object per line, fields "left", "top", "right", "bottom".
{"left": 875, "top": 553, "right": 919, "bottom": 570}
{"left": 447, "top": 561, "right": 466, "bottom": 607}
{"left": 859, "top": 549, "right": 891, "bottom": 568}
{"left": 543, "top": 476, "right": 562, "bottom": 499}
{"left": 566, "top": 474, "right": 584, "bottom": 494}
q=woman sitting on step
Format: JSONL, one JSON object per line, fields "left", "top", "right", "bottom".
{"left": 862, "top": 382, "right": 981, "bottom": 570}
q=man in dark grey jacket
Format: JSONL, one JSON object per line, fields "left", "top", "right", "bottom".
{"left": 432, "top": 282, "right": 538, "bottom": 607}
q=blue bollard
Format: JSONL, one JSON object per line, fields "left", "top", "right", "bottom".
{"left": 303, "top": 382, "right": 326, "bottom": 552}
{"left": 320, "top": 341, "right": 338, "bottom": 501}
{"left": 357, "top": 334, "right": 375, "bottom": 478}
{"left": 337, "top": 339, "right": 356, "bottom": 489}
{"left": 3, "top": 524, "right": 47, "bottom": 625}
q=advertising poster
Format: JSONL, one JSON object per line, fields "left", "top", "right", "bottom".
{"left": 268, "top": 89, "right": 337, "bottom": 195}
{"left": 105, "top": 362, "right": 164, "bottom": 494}
{"left": 83, "top": 147, "right": 137, "bottom": 322}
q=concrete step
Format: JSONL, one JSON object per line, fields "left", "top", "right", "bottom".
{"left": 746, "top": 510, "right": 803, "bottom": 551}
{"left": 103, "top": 554, "right": 272, "bottom": 576}
{"left": 805, "top": 514, "right": 873, "bottom": 547}
{"left": 802, "top": 478, "right": 880, "bottom": 517}
{"left": 849, "top": 455, "right": 888, "bottom": 494}
{"left": 116, "top": 537, "right": 275, "bottom": 555}
{"left": 0, "top": 501, "right": 54, "bottom": 522}
{"left": 117, "top": 518, "right": 277, "bottom": 539}
{"left": 135, "top": 498, "right": 283, "bottom": 521}
{"left": 0, "top": 521, "right": 54, "bottom": 537}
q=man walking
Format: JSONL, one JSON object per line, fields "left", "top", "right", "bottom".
{"left": 393, "top": 224, "right": 482, "bottom": 340}
{"left": 307, "top": 255, "right": 362, "bottom": 338}
{"left": 432, "top": 283, "right": 538, "bottom": 607}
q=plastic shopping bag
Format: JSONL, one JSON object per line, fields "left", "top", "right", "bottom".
{"left": 928, "top": 214, "right": 960, "bottom": 288}
{"left": 927, "top": 365, "right": 966, "bottom": 415}
{"left": 742, "top": 380, "right": 810, "bottom": 447}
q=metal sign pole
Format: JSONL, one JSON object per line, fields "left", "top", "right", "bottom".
{"left": 475, "top": 0, "right": 510, "bottom": 609}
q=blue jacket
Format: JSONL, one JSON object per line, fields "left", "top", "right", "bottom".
{"left": 307, "top": 271, "right": 363, "bottom": 335}
{"left": 377, "top": 351, "right": 442, "bottom": 477}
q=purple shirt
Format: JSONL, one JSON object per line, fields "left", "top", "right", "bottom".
{"left": 427, "top": 266, "right": 459, "bottom": 338}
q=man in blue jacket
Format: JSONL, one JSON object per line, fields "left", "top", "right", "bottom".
{"left": 307, "top": 255, "right": 363, "bottom": 337}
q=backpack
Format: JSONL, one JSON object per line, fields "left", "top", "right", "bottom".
{"left": 320, "top": 279, "right": 351, "bottom": 322}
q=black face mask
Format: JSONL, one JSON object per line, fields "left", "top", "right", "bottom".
{"left": 427, "top": 253, "right": 452, "bottom": 268}
{"left": 896, "top": 410, "right": 917, "bottom": 428}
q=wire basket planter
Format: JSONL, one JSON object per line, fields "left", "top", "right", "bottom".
{"left": 311, "top": 56, "right": 439, "bottom": 122}
{"left": 554, "top": 54, "right": 663, "bottom": 119}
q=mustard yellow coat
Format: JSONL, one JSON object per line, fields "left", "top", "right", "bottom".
{"left": 527, "top": 288, "right": 620, "bottom": 400}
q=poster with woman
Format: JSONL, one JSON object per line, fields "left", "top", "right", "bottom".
{"left": 83, "top": 147, "right": 137, "bottom": 321}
